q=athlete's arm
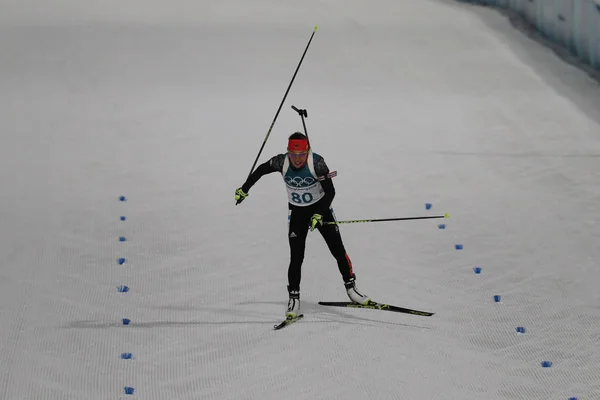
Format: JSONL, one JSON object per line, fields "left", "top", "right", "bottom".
{"left": 241, "top": 154, "right": 285, "bottom": 193}
{"left": 314, "top": 155, "right": 336, "bottom": 214}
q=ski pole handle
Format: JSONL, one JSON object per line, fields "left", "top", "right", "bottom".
{"left": 291, "top": 105, "right": 307, "bottom": 118}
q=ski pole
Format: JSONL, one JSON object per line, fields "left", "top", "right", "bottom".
{"left": 324, "top": 213, "right": 450, "bottom": 225}
{"left": 245, "top": 26, "right": 319, "bottom": 179}
{"left": 291, "top": 105, "right": 310, "bottom": 147}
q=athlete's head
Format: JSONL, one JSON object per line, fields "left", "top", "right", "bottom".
{"left": 287, "top": 132, "right": 309, "bottom": 169}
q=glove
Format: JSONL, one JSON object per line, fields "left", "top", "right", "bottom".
{"left": 309, "top": 213, "right": 323, "bottom": 231}
{"left": 235, "top": 187, "right": 248, "bottom": 205}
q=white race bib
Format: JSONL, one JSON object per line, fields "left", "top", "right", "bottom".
{"left": 282, "top": 151, "right": 325, "bottom": 207}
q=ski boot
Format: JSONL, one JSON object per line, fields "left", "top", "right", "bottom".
{"left": 344, "top": 277, "right": 371, "bottom": 305}
{"left": 286, "top": 286, "right": 301, "bottom": 318}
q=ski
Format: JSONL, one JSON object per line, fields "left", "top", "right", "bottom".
{"left": 318, "top": 301, "right": 434, "bottom": 317}
{"left": 273, "top": 314, "right": 304, "bottom": 330}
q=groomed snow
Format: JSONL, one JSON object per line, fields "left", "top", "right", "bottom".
{"left": 1, "top": 1, "right": 600, "bottom": 399}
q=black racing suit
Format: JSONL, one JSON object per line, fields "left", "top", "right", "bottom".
{"left": 241, "top": 153, "right": 355, "bottom": 292}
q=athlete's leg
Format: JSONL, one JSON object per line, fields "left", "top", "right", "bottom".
{"left": 317, "top": 208, "right": 355, "bottom": 282}
{"left": 287, "top": 206, "right": 311, "bottom": 291}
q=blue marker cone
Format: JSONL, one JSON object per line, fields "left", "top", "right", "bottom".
{"left": 425, "top": 203, "right": 432, "bottom": 210}
{"left": 118, "top": 257, "right": 126, "bottom": 265}
{"left": 438, "top": 224, "right": 446, "bottom": 229}
{"left": 119, "top": 196, "right": 127, "bottom": 202}
{"left": 121, "top": 353, "right": 133, "bottom": 360}
{"left": 117, "top": 285, "right": 129, "bottom": 293}
{"left": 473, "top": 267, "right": 482, "bottom": 274}
{"left": 120, "top": 216, "right": 127, "bottom": 221}
{"left": 455, "top": 244, "right": 463, "bottom": 250}
{"left": 494, "top": 295, "right": 501, "bottom": 303}
{"left": 541, "top": 361, "right": 552, "bottom": 368}
{"left": 516, "top": 327, "right": 526, "bottom": 334}
{"left": 124, "top": 387, "right": 135, "bottom": 395}
{"left": 119, "top": 236, "right": 126, "bottom": 242}
{"left": 122, "top": 318, "right": 131, "bottom": 326}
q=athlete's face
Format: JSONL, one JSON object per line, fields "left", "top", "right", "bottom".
{"left": 288, "top": 151, "right": 308, "bottom": 168}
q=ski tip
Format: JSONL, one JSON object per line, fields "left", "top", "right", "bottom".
{"left": 444, "top": 213, "right": 450, "bottom": 218}
{"left": 314, "top": 25, "right": 319, "bottom": 32}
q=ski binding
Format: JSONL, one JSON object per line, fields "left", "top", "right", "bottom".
{"left": 274, "top": 314, "right": 304, "bottom": 330}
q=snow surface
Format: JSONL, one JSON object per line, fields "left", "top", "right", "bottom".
{"left": 1, "top": 0, "right": 600, "bottom": 399}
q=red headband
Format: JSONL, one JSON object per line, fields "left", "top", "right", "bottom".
{"left": 288, "top": 139, "right": 309, "bottom": 152}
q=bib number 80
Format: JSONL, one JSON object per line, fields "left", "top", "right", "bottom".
{"left": 291, "top": 192, "right": 314, "bottom": 204}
